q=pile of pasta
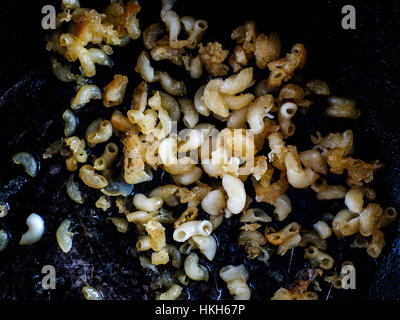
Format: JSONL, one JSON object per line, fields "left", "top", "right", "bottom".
{"left": 45, "top": 0, "right": 397, "bottom": 300}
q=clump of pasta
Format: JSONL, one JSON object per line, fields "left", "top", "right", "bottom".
{"left": 42, "top": 0, "right": 398, "bottom": 301}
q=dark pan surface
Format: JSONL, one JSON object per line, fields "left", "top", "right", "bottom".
{"left": 0, "top": 0, "right": 399, "bottom": 300}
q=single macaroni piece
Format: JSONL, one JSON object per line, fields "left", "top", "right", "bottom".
{"left": 227, "top": 107, "right": 248, "bottom": 129}
{"left": 0, "top": 229, "right": 9, "bottom": 252}
{"left": 306, "top": 79, "right": 330, "bottom": 96}
{"left": 95, "top": 195, "right": 111, "bottom": 211}
{"left": 111, "top": 110, "right": 137, "bottom": 133}
{"left": 377, "top": 207, "right": 398, "bottom": 229}
{"left": 0, "top": 203, "right": 8, "bottom": 218}
{"left": 359, "top": 203, "right": 383, "bottom": 237}
{"left": 304, "top": 245, "right": 334, "bottom": 270}
{"left": 183, "top": 54, "right": 203, "bottom": 79}
{"left": 238, "top": 230, "right": 267, "bottom": 259}
{"left": 79, "top": 164, "right": 108, "bottom": 189}
{"left": 144, "top": 219, "right": 167, "bottom": 253}
{"left": 220, "top": 68, "right": 254, "bottom": 95}
{"left": 267, "top": 222, "right": 301, "bottom": 256}
{"left": 111, "top": 217, "right": 129, "bottom": 233}
{"left": 367, "top": 229, "right": 385, "bottom": 258}
{"left": 56, "top": 219, "right": 74, "bottom": 253}
{"left": 253, "top": 166, "right": 289, "bottom": 205}
{"left": 202, "top": 79, "right": 229, "bottom": 117}
{"left": 190, "top": 235, "right": 217, "bottom": 261}
{"left": 240, "top": 208, "right": 272, "bottom": 223}
{"left": 151, "top": 44, "right": 185, "bottom": 66}
{"left": 184, "top": 252, "right": 209, "bottom": 281}
{"left": 247, "top": 94, "right": 275, "bottom": 134}
{"left": 70, "top": 85, "right": 102, "bottom": 110}
{"left": 149, "top": 185, "right": 180, "bottom": 207}
{"left": 325, "top": 96, "right": 360, "bottom": 119}
{"left": 345, "top": 187, "right": 364, "bottom": 214}
{"left": 273, "top": 194, "right": 292, "bottom": 221}
{"left": 222, "top": 174, "right": 246, "bottom": 214}
{"left": 19, "top": 213, "right": 45, "bottom": 246}
{"left": 160, "top": 139, "right": 195, "bottom": 173}
{"left": 173, "top": 220, "right": 213, "bottom": 242}
{"left": 174, "top": 207, "right": 198, "bottom": 228}
{"left": 219, "top": 264, "right": 251, "bottom": 300}
{"left": 176, "top": 270, "right": 190, "bottom": 286}
{"left": 82, "top": 285, "right": 103, "bottom": 300}
{"left": 87, "top": 120, "right": 113, "bottom": 145}
{"left": 201, "top": 189, "right": 226, "bottom": 216}
{"left": 267, "top": 43, "right": 307, "bottom": 87}
{"left": 194, "top": 85, "right": 210, "bottom": 116}
{"left": 143, "top": 23, "right": 165, "bottom": 50}
{"left": 311, "top": 178, "right": 347, "bottom": 200}
{"left": 267, "top": 131, "right": 287, "bottom": 170}
{"left": 160, "top": 0, "right": 207, "bottom": 50}
{"left": 198, "top": 42, "right": 229, "bottom": 76}
{"left": 299, "top": 150, "right": 328, "bottom": 175}
{"left": 172, "top": 167, "right": 203, "bottom": 186}
{"left": 103, "top": 74, "right": 129, "bottom": 108}
{"left": 332, "top": 209, "right": 359, "bottom": 238}
{"left": 158, "top": 91, "right": 181, "bottom": 122}
{"left": 122, "top": 132, "right": 153, "bottom": 184}
{"left": 178, "top": 129, "right": 204, "bottom": 153}
{"left": 278, "top": 102, "right": 298, "bottom": 138}
{"left": 278, "top": 83, "right": 305, "bottom": 102}
{"left": 65, "top": 136, "right": 88, "bottom": 168}
{"left": 313, "top": 221, "right": 332, "bottom": 240}
{"left": 156, "top": 284, "right": 182, "bottom": 300}
{"left": 179, "top": 98, "right": 199, "bottom": 128}
{"left": 12, "top": 152, "right": 38, "bottom": 178}
{"left": 299, "top": 230, "right": 327, "bottom": 251}
{"left": 94, "top": 143, "right": 118, "bottom": 171}
{"left": 285, "top": 145, "right": 320, "bottom": 189}
{"left": 165, "top": 244, "right": 182, "bottom": 268}
{"left": 152, "top": 248, "right": 169, "bottom": 265}
{"left": 62, "top": 109, "right": 78, "bottom": 137}
{"left": 66, "top": 174, "right": 85, "bottom": 204}
{"left": 133, "top": 193, "right": 163, "bottom": 213}
{"left": 101, "top": 179, "right": 134, "bottom": 197}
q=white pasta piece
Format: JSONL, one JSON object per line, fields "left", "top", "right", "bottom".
{"left": 313, "top": 221, "right": 332, "bottom": 239}
{"left": 191, "top": 235, "right": 217, "bottom": 261}
{"left": 172, "top": 167, "right": 203, "bottom": 186}
{"left": 173, "top": 220, "right": 213, "bottom": 242}
{"left": 133, "top": 193, "right": 163, "bottom": 213}
{"left": 344, "top": 188, "right": 364, "bottom": 214}
{"left": 222, "top": 174, "right": 246, "bottom": 214}
{"left": 247, "top": 94, "right": 274, "bottom": 134}
{"left": 273, "top": 194, "right": 292, "bottom": 221}
{"left": 220, "top": 68, "right": 253, "bottom": 95}
{"left": 184, "top": 252, "right": 209, "bottom": 281}
{"left": 201, "top": 189, "right": 226, "bottom": 216}
{"left": 19, "top": 213, "right": 45, "bottom": 246}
